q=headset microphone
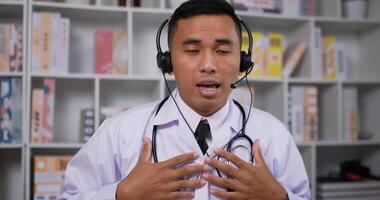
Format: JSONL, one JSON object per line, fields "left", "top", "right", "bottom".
{"left": 230, "top": 73, "right": 248, "bottom": 89}
{"left": 230, "top": 61, "right": 253, "bottom": 89}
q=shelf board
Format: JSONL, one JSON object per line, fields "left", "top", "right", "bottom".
{"left": 315, "top": 16, "right": 380, "bottom": 24}
{"left": 296, "top": 141, "right": 314, "bottom": 147}
{"left": 316, "top": 140, "right": 380, "bottom": 146}
{"left": 0, "top": 72, "right": 23, "bottom": 77}
{"left": 236, "top": 10, "right": 311, "bottom": 21}
{"left": 342, "top": 80, "right": 380, "bottom": 85}
{"left": 29, "top": 143, "right": 84, "bottom": 149}
{"left": 131, "top": 7, "right": 172, "bottom": 15}
{"left": 31, "top": 73, "right": 96, "bottom": 80}
{"left": 296, "top": 140, "right": 380, "bottom": 146}
{"left": 288, "top": 78, "right": 337, "bottom": 84}
{"left": 248, "top": 77, "right": 283, "bottom": 83}
{"left": 31, "top": 73, "right": 164, "bottom": 81}
{"left": 97, "top": 74, "right": 161, "bottom": 81}
{"left": 0, "top": 0, "right": 23, "bottom": 6}
{"left": 0, "top": 143, "right": 23, "bottom": 149}
{"left": 315, "top": 17, "right": 380, "bottom": 32}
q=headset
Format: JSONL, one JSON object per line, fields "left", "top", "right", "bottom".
{"left": 156, "top": 17, "right": 254, "bottom": 78}
{"left": 154, "top": 13, "right": 255, "bottom": 179}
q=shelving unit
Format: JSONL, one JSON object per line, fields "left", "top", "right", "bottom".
{"left": 0, "top": 0, "right": 379, "bottom": 199}
{"left": 0, "top": 0, "right": 27, "bottom": 199}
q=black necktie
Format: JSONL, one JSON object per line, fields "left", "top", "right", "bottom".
{"left": 194, "top": 119, "right": 210, "bottom": 154}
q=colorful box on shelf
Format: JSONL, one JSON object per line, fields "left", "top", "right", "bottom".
{"left": 31, "top": 79, "right": 56, "bottom": 144}
{"left": 323, "top": 36, "right": 337, "bottom": 80}
{"left": 32, "top": 12, "right": 70, "bottom": 74}
{"left": 242, "top": 31, "right": 285, "bottom": 78}
{"left": 0, "top": 23, "right": 23, "bottom": 73}
{"left": 80, "top": 108, "right": 94, "bottom": 143}
{"left": 95, "top": 29, "right": 127, "bottom": 75}
{"left": 342, "top": 86, "right": 359, "bottom": 142}
{"left": 289, "top": 85, "right": 319, "bottom": 142}
{"left": 33, "top": 155, "right": 72, "bottom": 200}
{"left": 0, "top": 78, "right": 22, "bottom": 144}
{"left": 283, "top": 41, "right": 308, "bottom": 77}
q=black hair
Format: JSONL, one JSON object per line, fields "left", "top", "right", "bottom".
{"left": 167, "top": 0, "right": 242, "bottom": 48}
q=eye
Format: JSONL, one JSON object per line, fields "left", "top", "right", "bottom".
{"left": 185, "top": 49, "right": 200, "bottom": 54}
{"left": 216, "top": 49, "right": 231, "bottom": 54}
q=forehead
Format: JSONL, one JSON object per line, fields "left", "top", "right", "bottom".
{"left": 173, "top": 15, "right": 240, "bottom": 43}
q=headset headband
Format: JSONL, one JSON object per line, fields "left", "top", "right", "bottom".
{"left": 156, "top": 14, "right": 254, "bottom": 74}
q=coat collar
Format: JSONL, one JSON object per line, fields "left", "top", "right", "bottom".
{"left": 152, "top": 89, "right": 242, "bottom": 143}
{"left": 152, "top": 88, "right": 243, "bottom": 138}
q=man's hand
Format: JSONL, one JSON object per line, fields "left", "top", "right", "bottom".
{"left": 203, "top": 140, "right": 288, "bottom": 200}
{"left": 116, "top": 137, "right": 207, "bottom": 200}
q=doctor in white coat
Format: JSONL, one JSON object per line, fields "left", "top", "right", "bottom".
{"left": 60, "top": 0, "right": 311, "bottom": 199}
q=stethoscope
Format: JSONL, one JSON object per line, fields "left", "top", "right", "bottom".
{"left": 151, "top": 95, "right": 254, "bottom": 178}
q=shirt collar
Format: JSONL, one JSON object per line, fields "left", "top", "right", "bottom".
{"left": 152, "top": 88, "right": 239, "bottom": 134}
{"left": 176, "top": 91, "right": 202, "bottom": 133}
{"left": 176, "top": 90, "right": 230, "bottom": 136}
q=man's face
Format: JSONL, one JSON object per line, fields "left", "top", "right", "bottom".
{"left": 170, "top": 14, "right": 241, "bottom": 116}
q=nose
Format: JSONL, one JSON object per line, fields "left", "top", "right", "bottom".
{"left": 200, "top": 51, "right": 217, "bottom": 74}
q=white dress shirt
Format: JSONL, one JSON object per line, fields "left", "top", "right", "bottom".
{"left": 60, "top": 89, "right": 311, "bottom": 200}
{"left": 176, "top": 91, "right": 230, "bottom": 146}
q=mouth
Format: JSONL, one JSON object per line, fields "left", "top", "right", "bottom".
{"left": 196, "top": 83, "right": 220, "bottom": 89}
{"left": 196, "top": 80, "right": 221, "bottom": 97}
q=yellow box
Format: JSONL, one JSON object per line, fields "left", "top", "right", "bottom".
{"left": 266, "top": 33, "right": 284, "bottom": 78}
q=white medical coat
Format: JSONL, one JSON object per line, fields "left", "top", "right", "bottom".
{"left": 60, "top": 93, "right": 311, "bottom": 200}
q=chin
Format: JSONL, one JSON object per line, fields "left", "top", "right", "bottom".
{"left": 196, "top": 98, "right": 226, "bottom": 116}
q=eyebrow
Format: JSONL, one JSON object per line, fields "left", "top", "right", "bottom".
{"left": 182, "top": 38, "right": 234, "bottom": 46}
{"left": 215, "top": 39, "right": 233, "bottom": 45}
{"left": 182, "top": 38, "right": 201, "bottom": 45}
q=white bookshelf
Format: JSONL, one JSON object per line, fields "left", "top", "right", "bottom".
{"left": 0, "top": 0, "right": 379, "bottom": 199}
{"left": 0, "top": 0, "right": 27, "bottom": 200}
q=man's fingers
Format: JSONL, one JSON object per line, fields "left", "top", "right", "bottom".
{"left": 210, "top": 189, "right": 242, "bottom": 200}
{"left": 161, "top": 152, "right": 198, "bottom": 168}
{"left": 204, "top": 157, "right": 239, "bottom": 178}
{"left": 213, "top": 148, "right": 250, "bottom": 169}
{"left": 139, "top": 137, "right": 152, "bottom": 163}
{"left": 252, "top": 140, "right": 265, "bottom": 166}
{"left": 174, "top": 164, "right": 207, "bottom": 178}
{"left": 166, "top": 179, "right": 206, "bottom": 191}
{"left": 167, "top": 191, "right": 195, "bottom": 200}
{"left": 202, "top": 173, "right": 239, "bottom": 191}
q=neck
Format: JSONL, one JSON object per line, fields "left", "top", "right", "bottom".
{"left": 176, "top": 90, "right": 226, "bottom": 117}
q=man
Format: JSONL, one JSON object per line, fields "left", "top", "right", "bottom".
{"left": 60, "top": 0, "right": 310, "bottom": 199}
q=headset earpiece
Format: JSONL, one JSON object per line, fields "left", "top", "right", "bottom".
{"left": 238, "top": 18, "right": 254, "bottom": 74}
{"left": 156, "top": 19, "right": 172, "bottom": 74}
{"left": 157, "top": 51, "right": 172, "bottom": 74}
{"left": 240, "top": 51, "right": 253, "bottom": 73}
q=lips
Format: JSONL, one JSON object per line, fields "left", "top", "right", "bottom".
{"left": 196, "top": 80, "right": 221, "bottom": 97}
